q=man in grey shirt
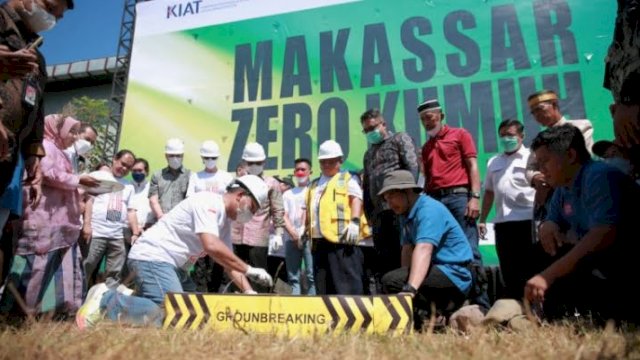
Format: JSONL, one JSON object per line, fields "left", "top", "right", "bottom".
{"left": 360, "top": 109, "right": 420, "bottom": 291}
{"left": 149, "top": 138, "right": 191, "bottom": 222}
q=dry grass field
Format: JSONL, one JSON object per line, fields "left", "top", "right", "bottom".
{"left": 1, "top": 320, "right": 639, "bottom": 360}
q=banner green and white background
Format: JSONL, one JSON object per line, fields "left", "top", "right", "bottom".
{"left": 120, "top": 0, "right": 616, "bottom": 265}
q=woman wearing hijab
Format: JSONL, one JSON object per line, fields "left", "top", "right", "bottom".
{"left": 0, "top": 114, "right": 98, "bottom": 319}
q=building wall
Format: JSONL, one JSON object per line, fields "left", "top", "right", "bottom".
{"left": 44, "top": 83, "right": 113, "bottom": 114}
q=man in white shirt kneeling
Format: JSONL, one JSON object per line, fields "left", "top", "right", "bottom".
{"left": 75, "top": 175, "right": 274, "bottom": 329}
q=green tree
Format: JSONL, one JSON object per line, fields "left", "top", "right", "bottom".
{"left": 61, "top": 96, "right": 111, "bottom": 171}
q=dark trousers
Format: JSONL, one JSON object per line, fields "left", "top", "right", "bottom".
{"left": 267, "top": 255, "right": 288, "bottom": 284}
{"left": 313, "top": 239, "right": 364, "bottom": 295}
{"left": 233, "top": 244, "right": 269, "bottom": 292}
{"left": 543, "top": 268, "right": 636, "bottom": 324}
{"left": 0, "top": 148, "right": 18, "bottom": 195}
{"left": 494, "top": 220, "right": 535, "bottom": 300}
{"left": 371, "top": 210, "right": 401, "bottom": 282}
{"left": 430, "top": 192, "right": 491, "bottom": 310}
{"left": 528, "top": 241, "right": 639, "bottom": 324}
{"left": 192, "top": 256, "right": 225, "bottom": 293}
{"left": 382, "top": 266, "right": 467, "bottom": 322}
{"left": 360, "top": 246, "right": 377, "bottom": 295}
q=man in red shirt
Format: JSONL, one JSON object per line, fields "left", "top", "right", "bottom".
{"left": 418, "top": 99, "right": 490, "bottom": 311}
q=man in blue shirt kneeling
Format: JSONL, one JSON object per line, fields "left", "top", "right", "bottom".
{"left": 378, "top": 170, "right": 474, "bottom": 329}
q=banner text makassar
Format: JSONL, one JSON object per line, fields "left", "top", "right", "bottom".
{"left": 120, "top": 0, "right": 615, "bottom": 175}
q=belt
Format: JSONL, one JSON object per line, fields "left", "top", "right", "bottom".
{"left": 428, "top": 186, "right": 469, "bottom": 198}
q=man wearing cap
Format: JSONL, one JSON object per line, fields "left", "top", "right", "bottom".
{"left": 306, "top": 140, "right": 370, "bottom": 295}
{"left": 378, "top": 170, "right": 473, "bottom": 326}
{"left": 231, "top": 142, "right": 285, "bottom": 292}
{"left": 186, "top": 140, "right": 234, "bottom": 292}
{"left": 0, "top": 0, "right": 74, "bottom": 196}
{"left": 360, "top": 108, "right": 420, "bottom": 291}
{"left": 418, "top": 98, "right": 490, "bottom": 310}
{"left": 76, "top": 175, "right": 274, "bottom": 329}
{"left": 525, "top": 90, "right": 594, "bottom": 245}
{"left": 149, "top": 138, "right": 191, "bottom": 222}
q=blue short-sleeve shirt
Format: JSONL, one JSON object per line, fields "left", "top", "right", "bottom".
{"left": 547, "top": 161, "right": 632, "bottom": 238}
{"left": 401, "top": 194, "right": 473, "bottom": 293}
{"left": 546, "top": 160, "right": 640, "bottom": 277}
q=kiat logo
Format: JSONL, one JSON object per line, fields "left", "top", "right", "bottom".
{"left": 167, "top": 0, "right": 202, "bottom": 19}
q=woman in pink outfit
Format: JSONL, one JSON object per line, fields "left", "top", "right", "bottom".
{"left": 0, "top": 114, "right": 98, "bottom": 318}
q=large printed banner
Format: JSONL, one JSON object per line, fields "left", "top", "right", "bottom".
{"left": 120, "top": 0, "right": 616, "bottom": 263}
{"left": 121, "top": 0, "right": 615, "bottom": 173}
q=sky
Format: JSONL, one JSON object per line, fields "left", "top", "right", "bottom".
{"left": 39, "top": 0, "right": 125, "bottom": 64}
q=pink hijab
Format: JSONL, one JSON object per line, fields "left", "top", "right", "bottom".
{"left": 44, "top": 114, "right": 79, "bottom": 149}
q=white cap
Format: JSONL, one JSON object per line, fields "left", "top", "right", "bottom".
{"left": 242, "top": 142, "right": 266, "bottom": 162}
{"left": 234, "top": 175, "right": 269, "bottom": 208}
{"left": 318, "top": 140, "right": 343, "bottom": 160}
{"left": 200, "top": 140, "right": 220, "bottom": 157}
{"left": 165, "top": 138, "right": 184, "bottom": 155}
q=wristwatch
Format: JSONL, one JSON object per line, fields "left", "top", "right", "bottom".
{"left": 350, "top": 217, "right": 361, "bottom": 225}
{"left": 470, "top": 191, "right": 481, "bottom": 199}
{"left": 401, "top": 283, "right": 418, "bottom": 295}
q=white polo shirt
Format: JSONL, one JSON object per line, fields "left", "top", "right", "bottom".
{"left": 186, "top": 169, "right": 234, "bottom": 197}
{"left": 130, "top": 180, "right": 154, "bottom": 227}
{"left": 484, "top": 146, "right": 535, "bottom": 223}
{"left": 91, "top": 178, "right": 135, "bottom": 239}
{"left": 128, "top": 192, "right": 231, "bottom": 270}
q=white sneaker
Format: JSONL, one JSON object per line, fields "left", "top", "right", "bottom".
{"left": 76, "top": 283, "right": 110, "bottom": 330}
{"left": 116, "top": 284, "right": 134, "bottom": 296}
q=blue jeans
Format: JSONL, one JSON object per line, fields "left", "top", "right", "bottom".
{"left": 99, "top": 259, "right": 196, "bottom": 327}
{"left": 285, "top": 240, "right": 315, "bottom": 295}
{"left": 434, "top": 193, "right": 491, "bottom": 309}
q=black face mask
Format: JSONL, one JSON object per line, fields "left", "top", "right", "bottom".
{"left": 132, "top": 172, "right": 146, "bottom": 183}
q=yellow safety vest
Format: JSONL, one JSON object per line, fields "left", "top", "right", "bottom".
{"left": 306, "top": 171, "right": 371, "bottom": 243}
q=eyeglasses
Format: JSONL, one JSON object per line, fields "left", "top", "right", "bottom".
{"left": 167, "top": 154, "right": 183, "bottom": 158}
{"left": 530, "top": 102, "right": 552, "bottom": 115}
{"left": 247, "top": 161, "right": 264, "bottom": 166}
{"left": 202, "top": 157, "right": 218, "bottom": 160}
{"left": 362, "top": 122, "right": 382, "bottom": 134}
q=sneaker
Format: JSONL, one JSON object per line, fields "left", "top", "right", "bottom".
{"left": 116, "top": 284, "right": 134, "bottom": 296}
{"left": 76, "top": 283, "right": 110, "bottom": 330}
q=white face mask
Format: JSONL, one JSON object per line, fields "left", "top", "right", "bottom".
{"left": 247, "top": 164, "right": 263, "bottom": 176}
{"left": 168, "top": 157, "right": 182, "bottom": 170}
{"left": 236, "top": 203, "right": 254, "bottom": 224}
{"left": 204, "top": 159, "right": 217, "bottom": 170}
{"left": 74, "top": 139, "right": 92, "bottom": 156}
{"left": 295, "top": 176, "right": 308, "bottom": 186}
{"left": 21, "top": 4, "right": 56, "bottom": 33}
{"left": 427, "top": 123, "right": 442, "bottom": 137}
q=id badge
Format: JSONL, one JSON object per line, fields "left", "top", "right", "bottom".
{"left": 22, "top": 76, "right": 38, "bottom": 108}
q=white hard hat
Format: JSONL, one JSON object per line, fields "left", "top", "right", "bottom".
{"left": 165, "top": 138, "right": 185, "bottom": 155}
{"left": 318, "top": 140, "right": 343, "bottom": 160}
{"left": 200, "top": 140, "right": 220, "bottom": 157}
{"left": 235, "top": 174, "right": 269, "bottom": 209}
{"left": 242, "top": 142, "right": 266, "bottom": 162}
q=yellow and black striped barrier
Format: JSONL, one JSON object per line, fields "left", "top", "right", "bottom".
{"left": 163, "top": 293, "right": 412, "bottom": 336}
